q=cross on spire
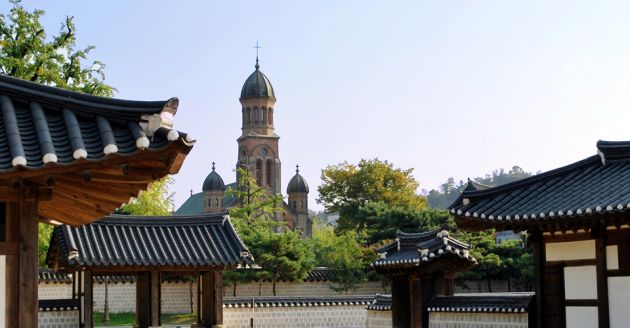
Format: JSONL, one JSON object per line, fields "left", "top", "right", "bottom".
{"left": 253, "top": 41, "right": 262, "bottom": 70}
{"left": 212, "top": 161, "right": 216, "bottom": 170}
{"left": 296, "top": 164, "right": 300, "bottom": 173}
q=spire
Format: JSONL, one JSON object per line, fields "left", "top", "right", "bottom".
{"left": 212, "top": 161, "right": 216, "bottom": 171}
{"left": 254, "top": 41, "right": 262, "bottom": 70}
{"left": 296, "top": 164, "right": 300, "bottom": 174}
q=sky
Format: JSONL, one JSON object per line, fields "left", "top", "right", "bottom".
{"left": 5, "top": 1, "right": 630, "bottom": 211}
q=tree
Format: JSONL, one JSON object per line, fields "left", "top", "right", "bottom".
{"left": 318, "top": 159, "right": 427, "bottom": 233}
{"left": 0, "top": 0, "right": 114, "bottom": 96}
{"left": 226, "top": 168, "right": 316, "bottom": 295}
{"left": 312, "top": 226, "right": 375, "bottom": 293}
{"left": 118, "top": 177, "right": 175, "bottom": 215}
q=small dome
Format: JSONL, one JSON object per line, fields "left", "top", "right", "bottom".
{"left": 287, "top": 165, "right": 309, "bottom": 194}
{"left": 202, "top": 163, "right": 225, "bottom": 192}
{"left": 240, "top": 59, "right": 275, "bottom": 100}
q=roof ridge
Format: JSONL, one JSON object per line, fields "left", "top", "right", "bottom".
{"left": 97, "top": 212, "right": 228, "bottom": 225}
{"left": 457, "top": 155, "right": 600, "bottom": 203}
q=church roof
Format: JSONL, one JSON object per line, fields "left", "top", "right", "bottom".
{"left": 175, "top": 183, "right": 238, "bottom": 215}
{"left": 452, "top": 140, "right": 630, "bottom": 231}
{"left": 202, "top": 163, "right": 225, "bottom": 192}
{"left": 287, "top": 166, "right": 309, "bottom": 193}
{"left": 240, "top": 60, "right": 275, "bottom": 100}
{"left": 47, "top": 213, "right": 254, "bottom": 271}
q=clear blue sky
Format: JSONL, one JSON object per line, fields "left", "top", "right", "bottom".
{"left": 6, "top": 1, "right": 630, "bottom": 210}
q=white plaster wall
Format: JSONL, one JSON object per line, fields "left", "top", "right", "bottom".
{"left": 428, "top": 312, "right": 528, "bottom": 328}
{"left": 608, "top": 276, "right": 630, "bottom": 328}
{"left": 38, "top": 310, "right": 79, "bottom": 328}
{"left": 563, "top": 266, "right": 597, "bottom": 300}
{"left": 366, "top": 310, "right": 391, "bottom": 328}
{"left": 227, "top": 281, "right": 387, "bottom": 297}
{"left": 566, "top": 306, "right": 598, "bottom": 328}
{"left": 546, "top": 240, "right": 595, "bottom": 261}
{"left": 607, "top": 246, "right": 619, "bottom": 270}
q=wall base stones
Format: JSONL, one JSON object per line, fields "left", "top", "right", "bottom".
{"left": 365, "top": 310, "right": 392, "bottom": 328}
{"left": 224, "top": 305, "right": 367, "bottom": 328}
{"left": 38, "top": 309, "right": 79, "bottom": 328}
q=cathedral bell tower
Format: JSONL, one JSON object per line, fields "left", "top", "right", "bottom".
{"left": 236, "top": 58, "right": 281, "bottom": 194}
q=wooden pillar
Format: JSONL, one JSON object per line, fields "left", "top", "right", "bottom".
{"left": 194, "top": 273, "right": 202, "bottom": 327}
{"left": 530, "top": 230, "right": 544, "bottom": 328}
{"left": 136, "top": 272, "right": 151, "bottom": 328}
{"left": 84, "top": 270, "right": 93, "bottom": 328}
{"left": 595, "top": 232, "right": 610, "bottom": 328}
{"left": 199, "top": 271, "right": 224, "bottom": 327}
{"left": 410, "top": 276, "right": 422, "bottom": 328}
{"left": 150, "top": 271, "right": 161, "bottom": 327}
{"left": 212, "top": 271, "right": 223, "bottom": 326}
{"left": 4, "top": 187, "right": 40, "bottom": 328}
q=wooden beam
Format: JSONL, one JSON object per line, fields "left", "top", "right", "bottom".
{"left": 0, "top": 186, "right": 18, "bottom": 201}
{"left": 0, "top": 241, "right": 18, "bottom": 255}
{"left": 201, "top": 272, "right": 212, "bottom": 327}
{"left": 530, "top": 230, "right": 545, "bottom": 328}
{"left": 84, "top": 270, "right": 93, "bottom": 328}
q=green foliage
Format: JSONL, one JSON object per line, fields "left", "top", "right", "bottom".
{"left": 119, "top": 177, "right": 174, "bottom": 216}
{"left": 312, "top": 226, "right": 376, "bottom": 293}
{"left": 38, "top": 222, "right": 53, "bottom": 267}
{"left": 318, "top": 159, "right": 427, "bottom": 233}
{"left": 352, "top": 202, "right": 454, "bottom": 245}
{"left": 226, "top": 168, "right": 316, "bottom": 295}
{"left": 0, "top": 0, "right": 114, "bottom": 96}
{"left": 427, "top": 166, "right": 532, "bottom": 209}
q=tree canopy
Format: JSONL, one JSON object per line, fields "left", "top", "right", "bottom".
{"left": 118, "top": 177, "right": 175, "bottom": 216}
{"left": 0, "top": 0, "right": 114, "bottom": 95}
{"left": 318, "top": 159, "right": 427, "bottom": 233}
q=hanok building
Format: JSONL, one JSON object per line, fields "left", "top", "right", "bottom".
{"left": 373, "top": 228, "right": 476, "bottom": 328}
{"left": 47, "top": 213, "right": 253, "bottom": 328}
{"left": 0, "top": 75, "right": 194, "bottom": 327}
{"left": 177, "top": 59, "right": 312, "bottom": 237}
{"left": 451, "top": 140, "right": 630, "bottom": 328}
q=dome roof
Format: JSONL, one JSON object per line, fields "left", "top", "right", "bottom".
{"left": 202, "top": 163, "right": 225, "bottom": 192}
{"left": 240, "top": 59, "right": 275, "bottom": 100}
{"left": 287, "top": 165, "right": 309, "bottom": 194}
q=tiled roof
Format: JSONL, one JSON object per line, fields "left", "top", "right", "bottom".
{"left": 47, "top": 213, "right": 253, "bottom": 270}
{"left": 39, "top": 269, "right": 72, "bottom": 284}
{"left": 223, "top": 295, "right": 373, "bottom": 308}
{"left": 0, "top": 74, "right": 192, "bottom": 171}
{"left": 427, "top": 293, "right": 533, "bottom": 313}
{"left": 373, "top": 228, "right": 476, "bottom": 269}
{"left": 451, "top": 140, "right": 630, "bottom": 230}
{"left": 38, "top": 298, "right": 79, "bottom": 311}
{"left": 0, "top": 75, "right": 194, "bottom": 225}
{"left": 367, "top": 294, "right": 391, "bottom": 311}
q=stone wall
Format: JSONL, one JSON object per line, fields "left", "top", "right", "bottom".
{"left": 38, "top": 309, "right": 79, "bottom": 328}
{"left": 39, "top": 283, "right": 72, "bottom": 300}
{"left": 428, "top": 312, "right": 528, "bottom": 328}
{"left": 365, "top": 310, "right": 391, "bottom": 328}
{"left": 224, "top": 305, "right": 367, "bottom": 328}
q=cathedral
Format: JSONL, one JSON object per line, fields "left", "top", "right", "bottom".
{"left": 176, "top": 58, "right": 313, "bottom": 237}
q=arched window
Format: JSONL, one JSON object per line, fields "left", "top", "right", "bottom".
{"left": 293, "top": 201, "right": 297, "bottom": 209}
{"left": 256, "top": 159, "right": 263, "bottom": 185}
{"left": 262, "top": 107, "right": 267, "bottom": 124}
{"left": 253, "top": 108, "right": 258, "bottom": 123}
{"left": 268, "top": 108, "right": 273, "bottom": 124}
{"left": 266, "top": 159, "right": 273, "bottom": 187}
{"left": 215, "top": 199, "right": 219, "bottom": 207}
{"left": 300, "top": 201, "right": 304, "bottom": 209}
{"left": 208, "top": 199, "right": 212, "bottom": 207}
{"left": 246, "top": 108, "right": 251, "bottom": 125}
